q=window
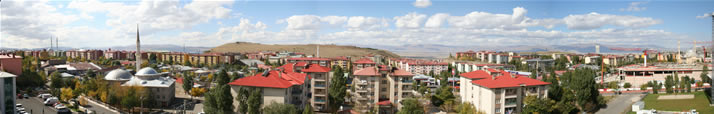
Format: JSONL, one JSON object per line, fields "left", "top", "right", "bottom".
{"left": 495, "top": 108, "right": 500, "bottom": 113}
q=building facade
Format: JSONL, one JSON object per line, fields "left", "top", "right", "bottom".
{"left": 350, "top": 65, "right": 414, "bottom": 113}
{"left": 459, "top": 69, "right": 549, "bottom": 114}
{"left": 0, "top": 72, "right": 16, "bottom": 114}
{"left": 0, "top": 54, "right": 23, "bottom": 76}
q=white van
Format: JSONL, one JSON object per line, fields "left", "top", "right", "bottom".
{"left": 38, "top": 94, "right": 52, "bottom": 100}
{"left": 44, "top": 97, "right": 59, "bottom": 106}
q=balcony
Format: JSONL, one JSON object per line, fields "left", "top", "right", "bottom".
{"left": 314, "top": 78, "right": 326, "bottom": 82}
{"left": 315, "top": 84, "right": 327, "bottom": 88}
{"left": 401, "top": 80, "right": 414, "bottom": 83}
{"left": 315, "top": 99, "right": 327, "bottom": 103}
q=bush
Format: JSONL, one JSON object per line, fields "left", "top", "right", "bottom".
{"left": 624, "top": 83, "right": 632, "bottom": 88}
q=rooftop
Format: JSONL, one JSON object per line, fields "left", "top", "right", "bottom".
{"left": 0, "top": 72, "right": 17, "bottom": 78}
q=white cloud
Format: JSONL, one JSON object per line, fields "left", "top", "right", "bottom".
{"left": 620, "top": 2, "right": 647, "bottom": 12}
{"left": 413, "top": 0, "right": 432, "bottom": 8}
{"left": 394, "top": 12, "right": 428, "bottom": 29}
{"left": 425, "top": 13, "right": 450, "bottom": 28}
{"left": 446, "top": 7, "right": 553, "bottom": 30}
{"left": 346, "top": 16, "right": 390, "bottom": 31}
{"left": 696, "top": 12, "right": 714, "bottom": 19}
{"left": 1, "top": 0, "right": 80, "bottom": 41}
{"left": 68, "top": 0, "right": 234, "bottom": 34}
{"left": 564, "top": 12, "right": 661, "bottom": 30}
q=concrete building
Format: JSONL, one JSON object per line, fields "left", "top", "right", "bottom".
{"left": 330, "top": 56, "right": 351, "bottom": 69}
{"left": 617, "top": 63, "right": 707, "bottom": 87}
{"left": 121, "top": 67, "right": 175, "bottom": 106}
{"left": 229, "top": 68, "right": 312, "bottom": 112}
{"left": 350, "top": 65, "right": 414, "bottom": 113}
{"left": 104, "top": 49, "right": 127, "bottom": 60}
{"left": 287, "top": 57, "right": 331, "bottom": 67}
{"left": 389, "top": 58, "right": 448, "bottom": 75}
{"left": 44, "top": 62, "right": 103, "bottom": 76}
{"left": 0, "top": 54, "right": 23, "bottom": 76}
{"left": 525, "top": 58, "right": 554, "bottom": 70}
{"left": 456, "top": 50, "right": 478, "bottom": 59}
{"left": 0, "top": 72, "right": 17, "bottom": 114}
{"left": 459, "top": 69, "right": 549, "bottom": 114}
{"left": 353, "top": 58, "right": 376, "bottom": 70}
{"left": 452, "top": 62, "right": 516, "bottom": 73}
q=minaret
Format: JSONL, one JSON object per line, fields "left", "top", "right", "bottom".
{"left": 136, "top": 24, "right": 142, "bottom": 71}
{"left": 56, "top": 37, "right": 59, "bottom": 50}
{"left": 50, "top": 36, "right": 53, "bottom": 51}
{"left": 316, "top": 44, "right": 320, "bottom": 57}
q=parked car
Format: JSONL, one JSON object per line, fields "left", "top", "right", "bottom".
{"left": 15, "top": 104, "right": 22, "bottom": 107}
{"left": 44, "top": 97, "right": 59, "bottom": 106}
{"left": 17, "top": 94, "right": 23, "bottom": 99}
{"left": 57, "top": 108, "right": 72, "bottom": 114}
{"left": 23, "top": 94, "right": 29, "bottom": 99}
{"left": 38, "top": 94, "right": 52, "bottom": 100}
{"left": 54, "top": 103, "right": 66, "bottom": 109}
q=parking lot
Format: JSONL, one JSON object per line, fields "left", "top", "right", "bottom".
{"left": 16, "top": 97, "right": 59, "bottom": 114}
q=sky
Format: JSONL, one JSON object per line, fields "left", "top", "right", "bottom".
{"left": 1, "top": 0, "right": 713, "bottom": 49}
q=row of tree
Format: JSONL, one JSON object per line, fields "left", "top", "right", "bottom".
{"left": 524, "top": 68, "right": 605, "bottom": 113}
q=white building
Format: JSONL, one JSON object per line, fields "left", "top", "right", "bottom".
{"left": 0, "top": 72, "right": 16, "bottom": 114}
{"left": 117, "top": 67, "right": 176, "bottom": 107}
{"left": 459, "top": 69, "right": 549, "bottom": 114}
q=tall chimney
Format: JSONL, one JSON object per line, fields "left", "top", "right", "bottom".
{"left": 136, "top": 24, "right": 141, "bottom": 71}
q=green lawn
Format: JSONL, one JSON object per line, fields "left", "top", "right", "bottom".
{"left": 643, "top": 91, "right": 713, "bottom": 113}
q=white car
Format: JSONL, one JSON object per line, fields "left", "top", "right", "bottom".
{"left": 16, "top": 107, "right": 25, "bottom": 111}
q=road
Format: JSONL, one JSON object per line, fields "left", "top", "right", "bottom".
{"left": 595, "top": 94, "right": 644, "bottom": 114}
{"left": 16, "top": 97, "right": 58, "bottom": 114}
{"left": 81, "top": 97, "right": 118, "bottom": 114}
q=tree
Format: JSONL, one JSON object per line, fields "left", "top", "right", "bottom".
{"left": 559, "top": 68, "right": 603, "bottom": 112}
{"left": 684, "top": 76, "right": 692, "bottom": 93}
{"left": 50, "top": 71, "right": 64, "bottom": 89}
{"left": 85, "top": 69, "right": 96, "bottom": 78}
{"left": 247, "top": 89, "right": 263, "bottom": 114}
{"left": 546, "top": 74, "right": 562, "bottom": 101}
{"left": 182, "top": 72, "right": 193, "bottom": 94}
{"left": 262, "top": 102, "right": 298, "bottom": 114}
{"left": 440, "top": 100, "right": 456, "bottom": 113}
{"left": 523, "top": 96, "right": 556, "bottom": 113}
{"left": 624, "top": 83, "right": 632, "bottom": 89}
{"left": 236, "top": 87, "right": 251, "bottom": 114}
{"left": 665, "top": 75, "right": 673, "bottom": 93}
{"left": 456, "top": 102, "right": 483, "bottom": 114}
{"left": 397, "top": 98, "right": 424, "bottom": 114}
{"left": 302, "top": 104, "right": 314, "bottom": 114}
{"left": 204, "top": 69, "right": 234, "bottom": 114}
{"left": 328, "top": 66, "right": 347, "bottom": 112}
{"left": 60, "top": 87, "right": 75, "bottom": 102}
{"left": 652, "top": 81, "right": 662, "bottom": 94}
{"left": 674, "top": 73, "right": 680, "bottom": 93}
{"left": 701, "top": 65, "right": 710, "bottom": 84}
{"left": 189, "top": 88, "right": 206, "bottom": 97}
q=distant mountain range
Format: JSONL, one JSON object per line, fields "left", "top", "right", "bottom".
{"left": 2, "top": 44, "right": 212, "bottom": 53}
{"left": 359, "top": 44, "right": 672, "bottom": 58}
{"left": 2, "top": 43, "right": 678, "bottom": 58}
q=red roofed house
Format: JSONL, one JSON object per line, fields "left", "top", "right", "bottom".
{"left": 459, "top": 70, "right": 549, "bottom": 114}
{"left": 351, "top": 65, "right": 414, "bottom": 113}
{"left": 229, "top": 62, "right": 333, "bottom": 112}
{"left": 353, "top": 58, "right": 376, "bottom": 70}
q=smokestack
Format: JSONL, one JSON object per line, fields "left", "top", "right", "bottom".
{"left": 136, "top": 24, "right": 141, "bottom": 71}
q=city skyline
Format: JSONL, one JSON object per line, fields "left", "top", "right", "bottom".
{"left": 1, "top": 0, "right": 713, "bottom": 49}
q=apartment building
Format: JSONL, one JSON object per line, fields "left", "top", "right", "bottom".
{"left": 103, "top": 49, "right": 127, "bottom": 60}
{"left": 353, "top": 58, "right": 376, "bottom": 70}
{"left": 451, "top": 62, "right": 515, "bottom": 73}
{"left": 456, "top": 50, "right": 478, "bottom": 58}
{"left": 229, "top": 62, "right": 332, "bottom": 112}
{"left": 390, "top": 58, "right": 448, "bottom": 75}
{"left": 330, "top": 56, "right": 351, "bottom": 69}
{"left": 459, "top": 69, "right": 549, "bottom": 114}
{"left": 287, "top": 57, "right": 331, "bottom": 67}
{"left": 351, "top": 65, "right": 414, "bottom": 113}
{"left": 0, "top": 72, "right": 16, "bottom": 114}
{"left": 0, "top": 54, "right": 22, "bottom": 76}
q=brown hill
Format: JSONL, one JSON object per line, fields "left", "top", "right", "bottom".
{"left": 209, "top": 42, "right": 400, "bottom": 58}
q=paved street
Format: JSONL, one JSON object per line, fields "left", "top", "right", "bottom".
{"left": 595, "top": 94, "right": 644, "bottom": 114}
{"left": 16, "top": 97, "right": 58, "bottom": 114}
{"left": 81, "top": 97, "right": 118, "bottom": 114}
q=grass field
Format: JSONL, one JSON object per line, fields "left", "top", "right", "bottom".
{"left": 643, "top": 91, "right": 713, "bottom": 113}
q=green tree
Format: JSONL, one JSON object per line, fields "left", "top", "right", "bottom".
{"left": 247, "top": 89, "right": 263, "bottom": 114}
{"left": 328, "top": 66, "right": 347, "bottom": 112}
{"left": 523, "top": 96, "right": 556, "bottom": 113}
{"left": 262, "top": 102, "right": 298, "bottom": 114}
{"left": 204, "top": 69, "right": 234, "bottom": 114}
{"left": 397, "top": 98, "right": 424, "bottom": 114}
{"left": 674, "top": 73, "right": 680, "bottom": 93}
{"left": 182, "top": 72, "right": 194, "bottom": 94}
{"left": 236, "top": 87, "right": 251, "bottom": 114}
{"left": 546, "top": 74, "right": 562, "bottom": 101}
{"left": 50, "top": 71, "right": 64, "bottom": 89}
{"left": 624, "top": 83, "right": 632, "bottom": 89}
{"left": 559, "top": 68, "right": 603, "bottom": 112}
{"left": 302, "top": 104, "right": 314, "bottom": 114}
{"left": 652, "top": 81, "right": 662, "bottom": 94}
{"left": 456, "top": 102, "right": 482, "bottom": 114}
{"left": 665, "top": 75, "right": 673, "bottom": 93}
{"left": 701, "top": 65, "right": 710, "bottom": 84}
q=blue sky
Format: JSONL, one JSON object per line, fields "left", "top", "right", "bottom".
{"left": 1, "top": 0, "right": 713, "bottom": 49}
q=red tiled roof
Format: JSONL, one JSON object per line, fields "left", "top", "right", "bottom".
{"left": 459, "top": 70, "right": 491, "bottom": 79}
{"left": 331, "top": 56, "right": 350, "bottom": 61}
{"left": 376, "top": 101, "right": 391, "bottom": 106}
{"left": 288, "top": 57, "right": 330, "bottom": 61}
{"left": 353, "top": 58, "right": 375, "bottom": 64}
{"left": 378, "top": 65, "right": 390, "bottom": 71}
{"left": 295, "top": 62, "right": 308, "bottom": 67}
{"left": 303, "top": 64, "right": 331, "bottom": 72}
{"left": 228, "top": 70, "right": 295, "bottom": 88}
{"left": 354, "top": 67, "right": 379, "bottom": 76}
{"left": 486, "top": 68, "right": 501, "bottom": 73}
{"left": 471, "top": 72, "right": 550, "bottom": 88}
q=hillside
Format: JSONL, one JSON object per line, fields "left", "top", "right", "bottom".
{"left": 209, "top": 42, "right": 400, "bottom": 58}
